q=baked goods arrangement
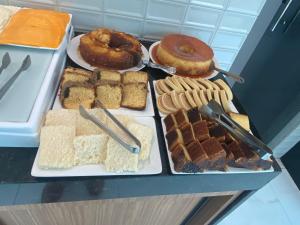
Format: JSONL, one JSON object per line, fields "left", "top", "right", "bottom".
{"left": 79, "top": 28, "right": 142, "bottom": 70}
{"left": 59, "top": 67, "right": 148, "bottom": 110}
{"left": 163, "top": 108, "right": 273, "bottom": 173}
{"left": 155, "top": 76, "right": 234, "bottom": 113}
{"left": 38, "top": 109, "right": 153, "bottom": 173}
{"left": 0, "top": 8, "right": 70, "bottom": 48}
{"left": 156, "top": 34, "right": 213, "bottom": 76}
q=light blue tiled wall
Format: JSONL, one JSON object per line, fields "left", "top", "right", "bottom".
{"left": 2, "top": 0, "right": 266, "bottom": 69}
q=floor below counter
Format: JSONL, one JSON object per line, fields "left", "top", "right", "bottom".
{"left": 217, "top": 159, "right": 300, "bottom": 225}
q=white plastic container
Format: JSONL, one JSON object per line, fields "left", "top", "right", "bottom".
{"left": 0, "top": 25, "right": 73, "bottom": 147}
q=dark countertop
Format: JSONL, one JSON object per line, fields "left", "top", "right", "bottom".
{"left": 0, "top": 41, "right": 281, "bottom": 206}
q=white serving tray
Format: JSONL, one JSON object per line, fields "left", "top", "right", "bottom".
{"left": 67, "top": 34, "right": 149, "bottom": 72}
{"left": 0, "top": 26, "right": 73, "bottom": 147}
{"left": 53, "top": 82, "right": 155, "bottom": 117}
{"left": 149, "top": 41, "right": 219, "bottom": 80}
{"left": 31, "top": 117, "right": 162, "bottom": 177}
{"left": 161, "top": 119, "right": 274, "bottom": 174}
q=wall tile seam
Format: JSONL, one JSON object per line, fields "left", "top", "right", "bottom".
{"left": 207, "top": 0, "right": 230, "bottom": 46}
{"left": 141, "top": 0, "right": 150, "bottom": 38}
{"left": 9, "top": 0, "right": 59, "bottom": 10}
{"left": 10, "top": 0, "right": 265, "bottom": 18}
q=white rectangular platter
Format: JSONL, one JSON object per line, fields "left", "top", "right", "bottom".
{"left": 31, "top": 117, "right": 162, "bottom": 177}
{"left": 53, "top": 82, "right": 155, "bottom": 117}
{"left": 161, "top": 119, "right": 274, "bottom": 175}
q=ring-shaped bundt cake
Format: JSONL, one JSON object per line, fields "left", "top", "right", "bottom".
{"left": 79, "top": 28, "right": 142, "bottom": 70}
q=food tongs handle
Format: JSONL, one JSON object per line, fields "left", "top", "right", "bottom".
{"left": 79, "top": 105, "right": 141, "bottom": 154}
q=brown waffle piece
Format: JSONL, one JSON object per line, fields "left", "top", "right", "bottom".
{"left": 186, "top": 140, "right": 208, "bottom": 171}
{"left": 192, "top": 120, "right": 210, "bottom": 142}
{"left": 209, "top": 125, "right": 226, "bottom": 142}
{"left": 187, "top": 107, "right": 201, "bottom": 123}
{"left": 180, "top": 123, "right": 196, "bottom": 145}
{"left": 163, "top": 114, "right": 178, "bottom": 132}
{"left": 165, "top": 128, "right": 183, "bottom": 152}
{"left": 174, "top": 109, "right": 189, "bottom": 128}
{"left": 201, "top": 137, "right": 226, "bottom": 171}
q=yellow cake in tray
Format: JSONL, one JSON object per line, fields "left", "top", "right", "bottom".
{"left": 0, "top": 9, "right": 70, "bottom": 48}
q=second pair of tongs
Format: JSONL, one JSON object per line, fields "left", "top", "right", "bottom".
{"left": 79, "top": 101, "right": 141, "bottom": 154}
{"left": 199, "top": 100, "right": 272, "bottom": 159}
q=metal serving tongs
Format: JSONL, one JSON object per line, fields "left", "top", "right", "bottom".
{"left": 79, "top": 101, "right": 141, "bottom": 154}
{"left": 138, "top": 58, "right": 176, "bottom": 74}
{"left": 199, "top": 100, "right": 272, "bottom": 159}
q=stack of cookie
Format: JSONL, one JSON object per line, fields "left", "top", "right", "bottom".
{"left": 155, "top": 76, "right": 233, "bottom": 114}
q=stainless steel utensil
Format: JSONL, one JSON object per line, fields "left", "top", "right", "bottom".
{"left": 200, "top": 100, "right": 272, "bottom": 159}
{"left": 0, "top": 52, "right": 11, "bottom": 74}
{"left": 139, "top": 59, "right": 176, "bottom": 74}
{"left": 0, "top": 55, "right": 31, "bottom": 100}
{"left": 210, "top": 61, "right": 245, "bottom": 84}
{"left": 79, "top": 103, "right": 141, "bottom": 154}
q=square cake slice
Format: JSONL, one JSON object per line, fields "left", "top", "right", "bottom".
{"left": 45, "top": 109, "right": 77, "bottom": 127}
{"left": 127, "top": 122, "right": 153, "bottom": 161}
{"left": 171, "top": 144, "right": 191, "bottom": 172}
{"left": 180, "top": 123, "right": 196, "bottom": 145}
{"left": 174, "top": 109, "right": 189, "bottom": 128}
{"left": 97, "top": 70, "right": 121, "bottom": 84}
{"left": 60, "top": 82, "right": 95, "bottom": 109}
{"left": 187, "top": 108, "right": 201, "bottom": 123}
{"left": 105, "top": 138, "right": 139, "bottom": 172}
{"left": 186, "top": 140, "right": 208, "bottom": 171}
{"left": 192, "top": 120, "right": 210, "bottom": 142}
{"left": 96, "top": 84, "right": 122, "bottom": 109}
{"left": 201, "top": 137, "right": 226, "bottom": 170}
{"left": 163, "top": 114, "right": 177, "bottom": 132}
{"left": 76, "top": 108, "right": 107, "bottom": 136}
{"left": 123, "top": 71, "right": 148, "bottom": 84}
{"left": 166, "top": 128, "right": 183, "bottom": 152}
{"left": 121, "top": 83, "right": 147, "bottom": 110}
{"left": 38, "top": 126, "right": 75, "bottom": 169}
{"left": 73, "top": 134, "right": 108, "bottom": 165}
{"left": 62, "top": 67, "right": 94, "bottom": 86}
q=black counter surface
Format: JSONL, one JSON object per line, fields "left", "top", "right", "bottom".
{"left": 0, "top": 41, "right": 280, "bottom": 206}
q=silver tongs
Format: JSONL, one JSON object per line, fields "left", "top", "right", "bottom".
{"left": 199, "top": 100, "right": 272, "bottom": 159}
{"left": 138, "top": 59, "right": 176, "bottom": 74}
{"left": 79, "top": 102, "right": 141, "bottom": 154}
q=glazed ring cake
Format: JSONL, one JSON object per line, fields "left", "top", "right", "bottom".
{"left": 156, "top": 34, "right": 214, "bottom": 75}
{"left": 79, "top": 28, "right": 142, "bottom": 70}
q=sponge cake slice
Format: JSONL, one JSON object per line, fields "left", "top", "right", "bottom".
{"left": 38, "top": 126, "right": 75, "bottom": 169}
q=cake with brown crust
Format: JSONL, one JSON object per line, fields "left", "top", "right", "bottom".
{"left": 79, "top": 28, "right": 142, "bottom": 69}
{"left": 156, "top": 34, "right": 214, "bottom": 75}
